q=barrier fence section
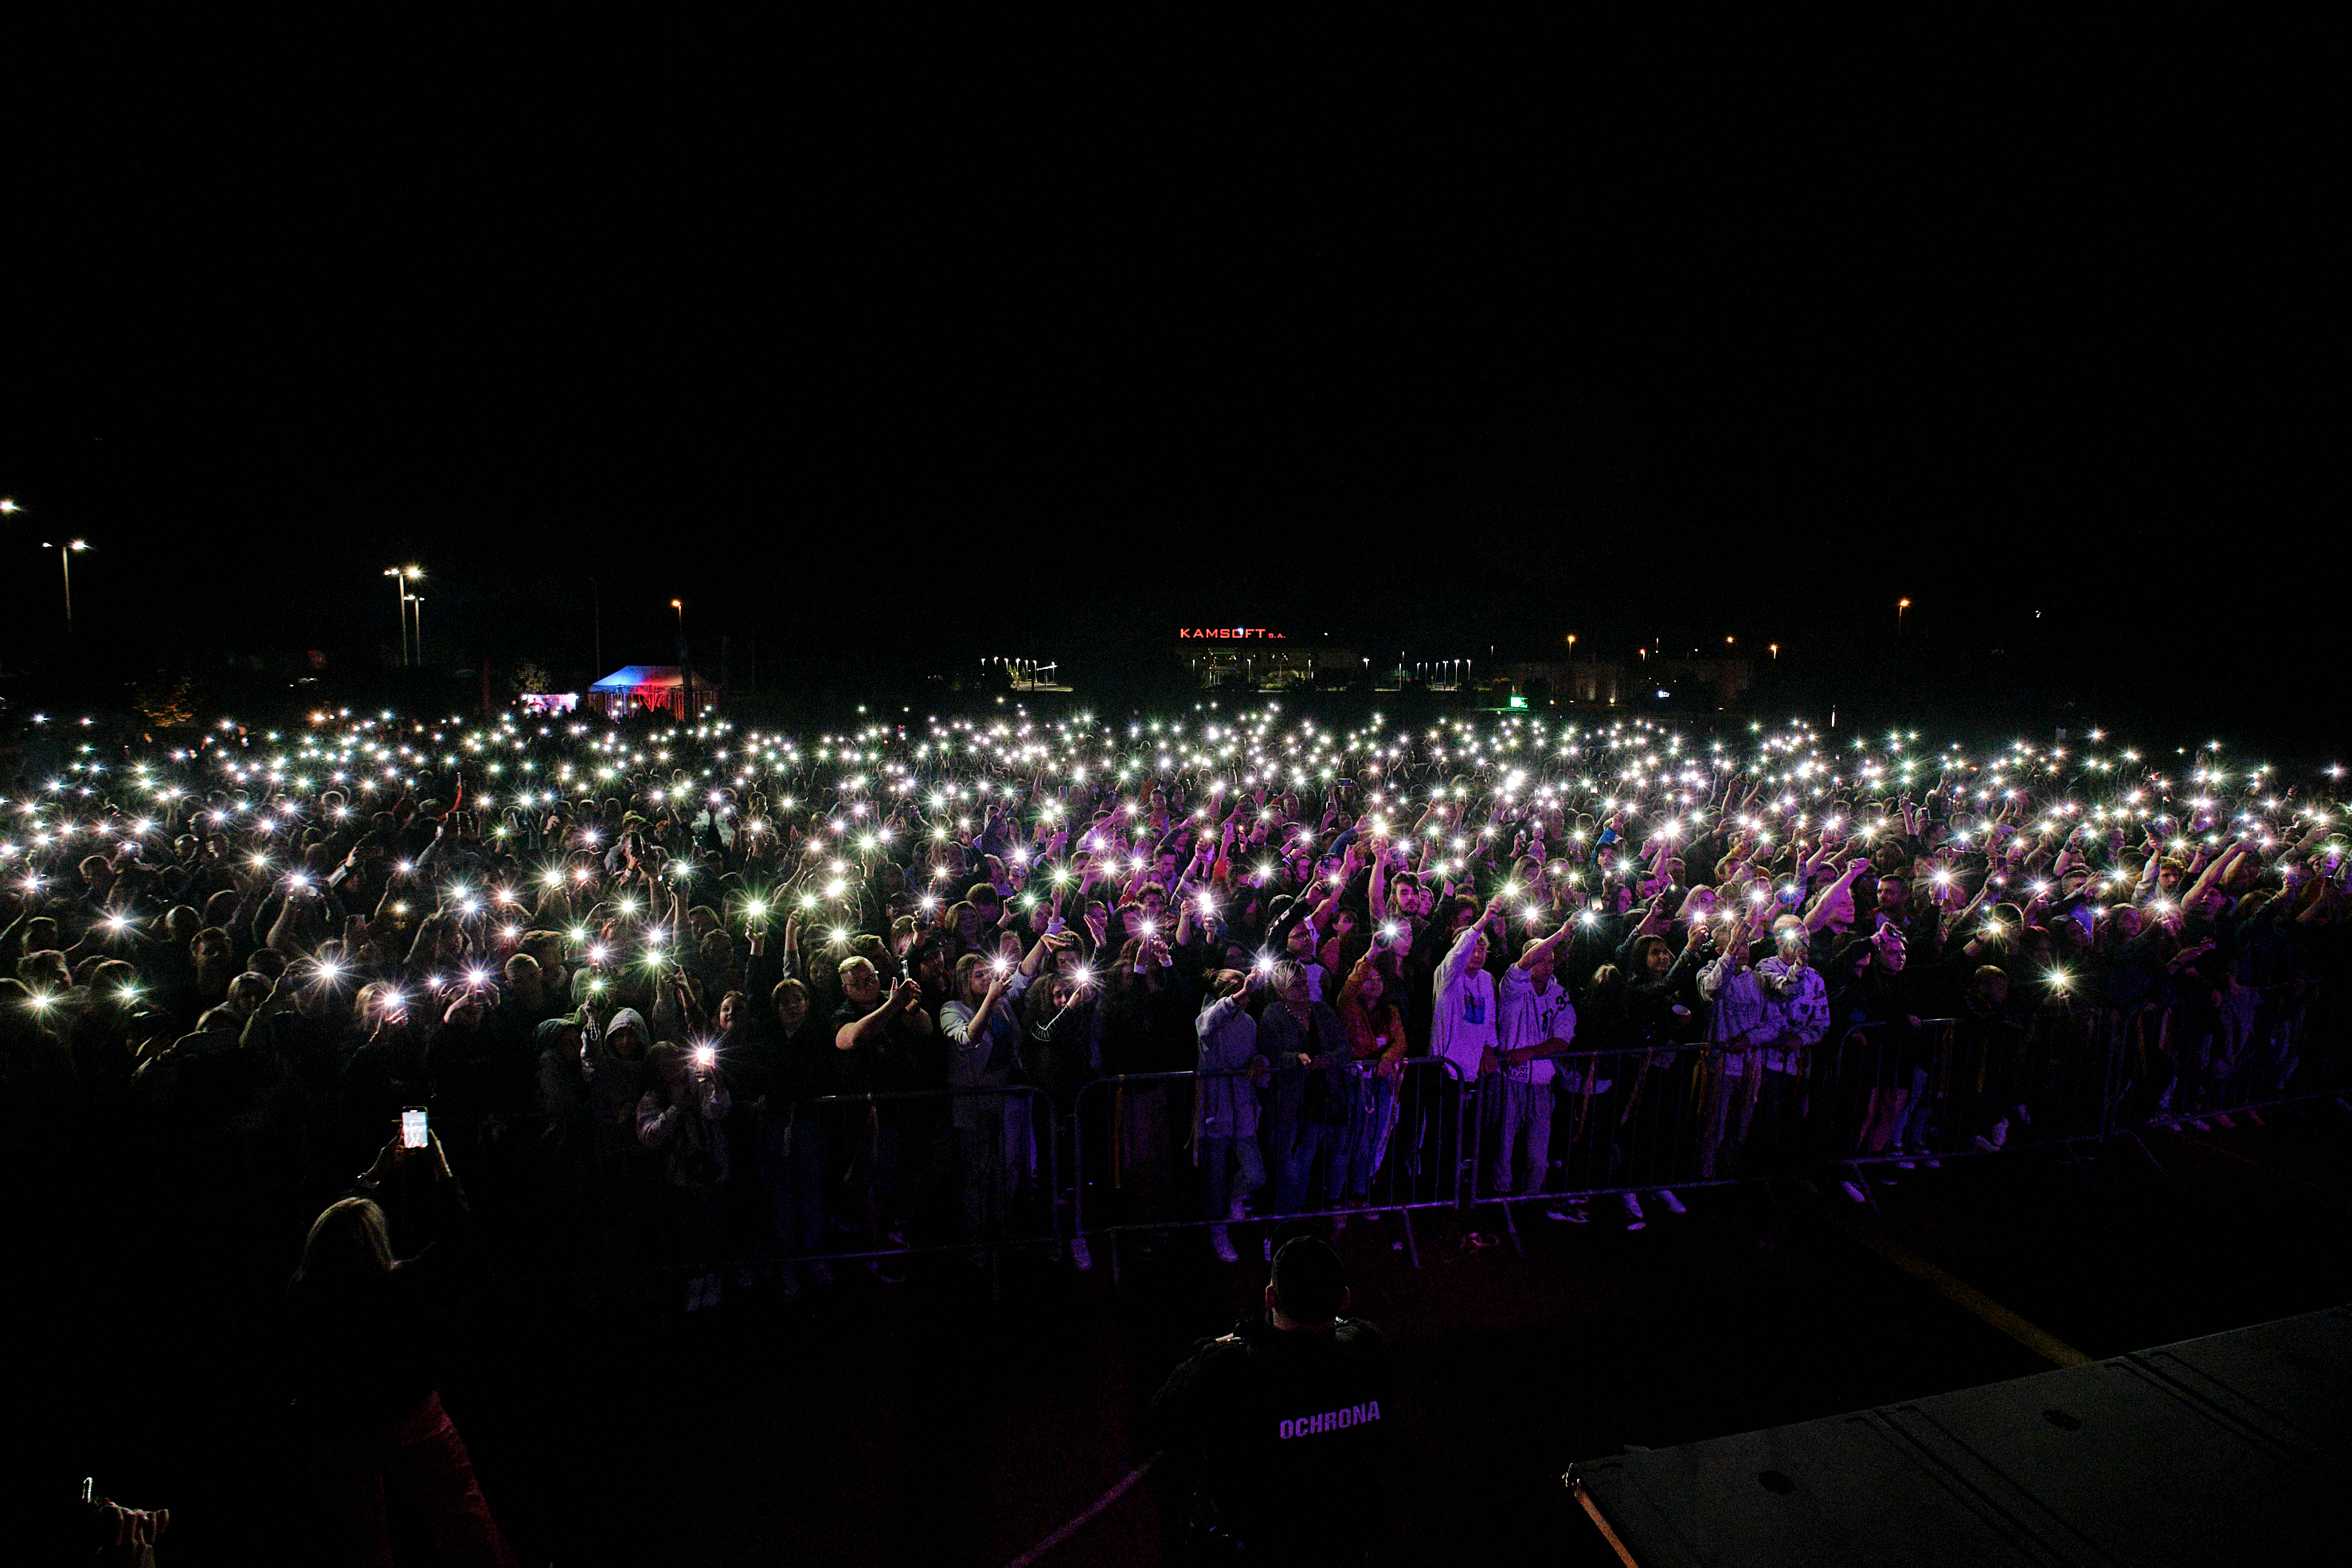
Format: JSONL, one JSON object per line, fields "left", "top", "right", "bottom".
{"left": 2113, "top": 983, "right": 2348, "bottom": 1139}
{"left": 1826, "top": 1009, "right": 2117, "bottom": 1167}
{"left": 781, "top": 1085, "right": 1062, "bottom": 1269}
{"left": 499, "top": 990, "right": 2339, "bottom": 1288}
{"left": 1462, "top": 1045, "right": 1735, "bottom": 1221}
{"left": 114, "top": 985, "right": 2342, "bottom": 1299}
{"left": 1467, "top": 986, "right": 2350, "bottom": 1234}
{"left": 1072, "top": 1058, "right": 1467, "bottom": 1276}
{"left": 441, "top": 1085, "right": 1059, "bottom": 1294}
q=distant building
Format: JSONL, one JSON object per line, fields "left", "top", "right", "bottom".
{"left": 1490, "top": 657, "right": 1752, "bottom": 710}
{"left": 1490, "top": 660, "right": 1624, "bottom": 705}
{"left": 1174, "top": 628, "right": 1365, "bottom": 688}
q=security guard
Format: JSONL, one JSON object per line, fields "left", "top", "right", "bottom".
{"left": 1149, "top": 1233, "right": 1392, "bottom": 1562}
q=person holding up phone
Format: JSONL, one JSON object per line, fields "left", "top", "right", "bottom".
{"left": 288, "top": 1128, "right": 517, "bottom": 1565}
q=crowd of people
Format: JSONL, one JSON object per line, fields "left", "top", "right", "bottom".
{"left": 13, "top": 699, "right": 2350, "bottom": 1554}
{"left": 4, "top": 704, "right": 2345, "bottom": 1306}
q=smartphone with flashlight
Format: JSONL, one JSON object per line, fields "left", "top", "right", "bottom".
{"left": 401, "top": 1106, "right": 429, "bottom": 1151}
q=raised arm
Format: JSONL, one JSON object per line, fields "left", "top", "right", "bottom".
{"left": 835, "top": 981, "right": 910, "bottom": 1052}
{"left": 1513, "top": 914, "right": 1573, "bottom": 973}
{"left": 2178, "top": 837, "right": 2250, "bottom": 910}
{"left": 955, "top": 969, "right": 1012, "bottom": 1046}
{"left": 1309, "top": 847, "right": 1355, "bottom": 929}
{"left": 1802, "top": 858, "right": 1867, "bottom": 936}
{"left": 1432, "top": 895, "right": 1506, "bottom": 996}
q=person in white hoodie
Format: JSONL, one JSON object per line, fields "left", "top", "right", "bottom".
{"left": 1426, "top": 892, "right": 1508, "bottom": 1201}
{"left": 1489, "top": 921, "right": 1579, "bottom": 1200}
{"left": 1744, "top": 915, "right": 1830, "bottom": 1179}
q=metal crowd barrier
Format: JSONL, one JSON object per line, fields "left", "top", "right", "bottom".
{"left": 1461, "top": 1045, "right": 1746, "bottom": 1228}
{"left": 2086, "top": 985, "right": 2323, "bottom": 1187}
{"left": 1461, "top": 983, "right": 2347, "bottom": 1233}
{"left": 2112, "top": 983, "right": 2336, "bottom": 1137}
{"left": 1071, "top": 1058, "right": 1467, "bottom": 1281}
{"left": 774, "top": 1085, "right": 1061, "bottom": 1271}
{"left": 441, "top": 1085, "right": 1060, "bottom": 1295}
{"left": 1824, "top": 1009, "right": 2116, "bottom": 1168}
{"left": 80, "top": 982, "right": 2341, "bottom": 1300}
{"left": 485, "top": 991, "right": 2342, "bottom": 1288}
{"left": 1462, "top": 1039, "right": 1885, "bottom": 1250}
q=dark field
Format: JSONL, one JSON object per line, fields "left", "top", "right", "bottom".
{"left": 24, "top": 1102, "right": 2352, "bottom": 1566}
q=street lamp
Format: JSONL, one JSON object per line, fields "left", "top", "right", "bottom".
{"left": 1897, "top": 597, "right": 1911, "bottom": 635}
{"left": 0, "top": 502, "right": 17, "bottom": 670}
{"left": 384, "top": 566, "right": 423, "bottom": 663}
{"left": 411, "top": 597, "right": 425, "bottom": 665}
{"left": 45, "top": 540, "right": 89, "bottom": 631}
{"left": 383, "top": 569, "right": 407, "bottom": 663}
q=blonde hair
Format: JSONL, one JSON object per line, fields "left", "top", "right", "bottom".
{"left": 292, "top": 1195, "right": 394, "bottom": 1288}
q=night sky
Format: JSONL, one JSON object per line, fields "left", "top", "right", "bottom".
{"left": 3, "top": 88, "right": 2334, "bottom": 749}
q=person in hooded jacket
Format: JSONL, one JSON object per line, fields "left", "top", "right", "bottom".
{"left": 576, "top": 1002, "right": 658, "bottom": 1273}
{"left": 584, "top": 1004, "right": 652, "bottom": 1147}
{"left": 1194, "top": 968, "right": 1271, "bottom": 1263}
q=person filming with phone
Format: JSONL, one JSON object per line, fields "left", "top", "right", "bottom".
{"left": 286, "top": 1118, "right": 517, "bottom": 1565}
